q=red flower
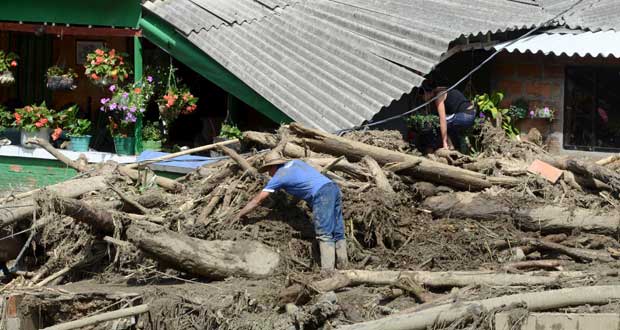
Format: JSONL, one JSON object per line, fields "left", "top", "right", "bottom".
{"left": 10, "top": 60, "right": 17, "bottom": 67}
{"left": 109, "top": 49, "right": 116, "bottom": 58}
{"left": 14, "top": 112, "right": 21, "bottom": 124}
{"left": 95, "top": 56, "right": 104, "bottom": 64}
{"left": 91, "top": 73, "right": 99, "bottom": 80}
{"left": 134, "top": 88, "right": 142, "bottom": 94}
{"left": 52, "top": 128, "right": 62, "bottom": 141}
{"left": 124, "top": 74, "right": 129, "bottom": 79}
{"left": 95, "top": 49, "right": 104, "bottom": 56}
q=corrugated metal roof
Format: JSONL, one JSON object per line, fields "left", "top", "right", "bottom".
{"left": 536, "top": 0, "right": 620, "bottom": 31}
{"left": 144, "top": 0, "right": 550, "bottom": 131}
{"left": 494, "top": 30, "right": 620, "bottom": 58}
{"left": 143, "top": 0, "right": 297, "bottom": 33}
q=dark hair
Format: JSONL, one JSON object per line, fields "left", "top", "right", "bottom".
{"left": 421, "top": 79, "right": 436, "bottom": 93}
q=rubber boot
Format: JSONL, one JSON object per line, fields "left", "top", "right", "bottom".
{"left": 335, "top": 240, "right": 348, "bottom": 269}
{"left": 319, "top": 241, "right": 336, "bottom": 273}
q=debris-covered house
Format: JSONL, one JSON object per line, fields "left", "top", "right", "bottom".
{"left": 142, "top": 0, "right": 620, "bottom": 154}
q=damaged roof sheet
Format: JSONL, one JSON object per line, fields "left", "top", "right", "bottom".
{"left": 144, "top": 0, "right": 553, "bottom": 131}
{"left": 495, "top": 30, "right": 620, "bottom": 58}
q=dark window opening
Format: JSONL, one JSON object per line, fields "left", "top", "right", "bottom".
{"left": 564, "top": 66, "right": 620, "bottom": 152}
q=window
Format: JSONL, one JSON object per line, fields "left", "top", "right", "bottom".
{"left": 564, "top": 67, "right": 620, "bottom": 151}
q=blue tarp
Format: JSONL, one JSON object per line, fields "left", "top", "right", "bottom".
{"left": 137, "top": 150, "right": 227, "bottom": 170}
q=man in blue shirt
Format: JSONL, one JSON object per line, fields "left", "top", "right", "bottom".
{"left": 236, "top": 152, "right": 347, "bottom": 272}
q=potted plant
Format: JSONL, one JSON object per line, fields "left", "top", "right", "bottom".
{"left": 46, "top": 66, "right": 78, "bottom": 91}
{"left": 0, "top": 106, "right": 19, "bottom": 145}
{"left": 63, "top": 106, "right": 93, "bottom": 152}
{"left": 157, "top": 84, "right": 198, "bottom": 137}
{"left": 84, "top": 48, "right": 131, "bottom": 87}
{"left": 0, "top": 51, "right": 18, "bottom": 85}
{"left": 13, "top": 102, "right": 55, "bottom": 148}
{"left": 101, "top": 77, "right": 155, "bottom": 155}
{"left": 142, "top": 121, "right": 163, "bottom": 151}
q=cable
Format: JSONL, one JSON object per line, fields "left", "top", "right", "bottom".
{"left": 337, "top": 0, "right": 584, "bottom": 134}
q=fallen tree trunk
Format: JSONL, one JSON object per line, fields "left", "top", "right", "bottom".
{"left": 280, "top": 269, "right": 586, "bottom": 303}
{"left": 522, "top": 238, "right": 615, "bottom": 263}
{"left": 41, "top": 304, "right": 150, "bottom": 330}
{"left": 0, "top": 176, "right": 108, "bottom": 228}
{"left": 502, "top": 259, "right": 567, "bottom": 271}
{"left": 362, "top": 156, "right": 394, "bottom": 193}
{"left": 217, "top": 144, "right": 259, "bottom": 177}
{"left": 337, "top": 285, "right": 620, "bottom": 330}
{"left": 127, "top": 224, "right": 280, "bottom": 279}
{"left": 50, "top": 197, "right": 280, "bottom": 279}
{"left": 288, "top": 123, "right": 520, "bottom": 190}
{"left": 423, "top": 192, "right": 620, "bottom": 236}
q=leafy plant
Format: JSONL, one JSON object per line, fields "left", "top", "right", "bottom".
{"left": 473, "top": 92, "right": 519, "bottom": 138}
{"left": 84, "top": 48, "right": 131, "bottom": 86}
{"left": 100, "top": 77, "right": 155, "bottom": 137}
{"left": 507, "top": 98, "right": 528, "bottom": 120}
{"left": 531, "top": 106, "right": 555, "bottom": 120}
{"left": 406, "top": 114, "right": 439, "bottom": 133}
{"left": 13, "top": 102, "right": 55, "bottom": 133}
{"left": 142, "top": 121, "right": 162, "bottom": 141}
{"left": 157, "top": 85, "right": 198, "bottom": 124}
{"left": 219, "top": 123, "right": 242, "bottom": 140}
{"left": 46, "top": 66, "right": 78, "bottom": 79}
{"left": 0, "top": 51, "right": 18, "bottom": 72}
{"left": 66, "top": 119, "right": 92, "bottom": 137}
{"left": 0, "top": 106, "right": 13, "bottom": 132}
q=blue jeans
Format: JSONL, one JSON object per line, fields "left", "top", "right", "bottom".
{"left": 447, "top": 111, "right": 475, "bottom": 147}
{"left": 311, "top": 182, "right": 345, "bottom": 243}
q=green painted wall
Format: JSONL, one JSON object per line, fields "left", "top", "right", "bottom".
{"left": 0, "top": 157, "right": 77, "bottom": 191}
{"left": 0, "top": 0, "right": 141, "bottom": 27}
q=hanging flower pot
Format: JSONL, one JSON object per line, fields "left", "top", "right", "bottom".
{"left": 46, "top": 66, "right": 78, "bottom": 91}
{"left": 0, "top": 51, "right": 18, "bottom": 86}
{"left": 0, "top": 71, "right": 15, "bottom": 85}
{"left": 84, "top": 48, "right": 131, "bottom": 87}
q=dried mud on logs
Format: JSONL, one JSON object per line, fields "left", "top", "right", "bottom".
{"left": 4, "top": 123, "right": 620, "bottom": 330}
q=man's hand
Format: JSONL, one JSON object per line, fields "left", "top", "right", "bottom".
{"left": 234, "top": 191, "right": 272, "bottom": 221}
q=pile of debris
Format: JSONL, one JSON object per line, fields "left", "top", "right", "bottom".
{"left": 1, "top": 122, "right": 619, "bottom": 330}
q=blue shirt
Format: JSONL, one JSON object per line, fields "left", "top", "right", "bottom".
{"left": 263, "top": 160, "right": 332, "bottom": 202}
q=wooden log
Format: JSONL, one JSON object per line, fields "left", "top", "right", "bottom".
{"left": 522, "top": 238, "right": 614, "bottom": 263}
{"left": 336, "top": 286, "right": 620, "bottom": 330}
{"left": 108, "top": 184, "right": 149, "bottom": 214}
{"left": 243, "top": 131, "right": 320, "bottom": 158}
{"left": 596, "top": 155, "right": 620, "bottom": 166}
{"left": 502, "top": 259, "right": 567, "bottom": 271}
{"left": 384, "top": 160, "right": 421, "bottom": 173}
{"left": 362, "top": 156, "right": 394, "bottom": 194}
{"left": 217, "top": 144, "right": 259, "bottom": 177}
{"left": 117, "top": 166, "right": 183, "bottom": 192}
{"left": 27, "top": 138, "right": 88, "bottom": 172}
{"left": 305, "top": 157, "right": 369, "bottom": 181}
{"left": 50, "top": 198, "right": 280, "bottom": 279}
{"left": 124, "top": 139, "right": 239, "bottom": 169}
{"left": 127, "top": 223, "right": 280, "bottom": 279}
{"left": 198, "top": 186, "right": 225, "bottom": 224}
{"left": 288, "top": 123, "right": 506, "bottom": 190}
{"left": 553, "top": 158, "right": 620, "bottom": 192}
{"left": 423, "top": 192, "right": 620, "bottom": 237}
{"left": 280, "top": 270, "right": 586, "bottom": 303}
{"left": 0, "top": 176, "right": 108, "bottom": 228}
{"left": 41, "top": 304, "right": 150, "bottom": 330}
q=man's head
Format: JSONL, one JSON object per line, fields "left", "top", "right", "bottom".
{"left": 421, "top": 79, "right": 436, "bottom": 101}
{"left": 259, "top": 151, "right": 288, "bottom": 176}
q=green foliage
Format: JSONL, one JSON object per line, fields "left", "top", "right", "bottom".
{"left": 0, "top": 51, "right": 18, "bottom": 72}
{"left": 507, "top": 98, "right": 528, "bottom": 120}
{"left": 0, "top": 105, "right": 13, "bottom": 131}
{"left": 14, "top": 102, "right": 55, "bottom": 133}
{"left": 84, "top": 48, "right": 132, "bottom": 85}
{"left": 142, "top": 121, "right": 162, "bottom": 141}
{"left": 46, "top": 65, "right": 78, "bottom": 78}
{"left": 219, "top": 123, "right": 242, "bottom": 140}
{"left": 67, "top": 119, "right": 92, "bottom": 137}
{"left": 406, "top": 114, "right": 439, "bottom": 133}
{"left": 473, "top": 92, "right": 519, "bottom": 138}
